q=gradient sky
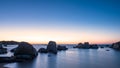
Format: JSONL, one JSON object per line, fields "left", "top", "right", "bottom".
{"left": 0, "top": 0, "right": 120, "bottom": 44}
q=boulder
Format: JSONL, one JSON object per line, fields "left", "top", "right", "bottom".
{"left": 47, "top": 41, "right": 57, "bottom": 54}
{"left": 57, "top": 45, "right": 68, "bottom": 50}
{"left": 38, "top": 48, "right": 48, "bottom": 53}
{"left": 14, "top": 42, "right": 38, "bottom": 59}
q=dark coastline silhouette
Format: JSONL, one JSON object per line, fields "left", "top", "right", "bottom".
{"left": 0, "top": 40, "right": 120, "bottom": 63}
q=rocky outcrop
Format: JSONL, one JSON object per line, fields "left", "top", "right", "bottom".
{"left": 10, "top": 48, "right": 17, "bottom": 52}
{"left": 74, "top": 42, "right": 90, "bottom": 48}
{"left": 38, "top": 48, "right": 48, "bottom": 53}
{"left": 14, "top": 42, "right": 38, "bottom": 59}
{"left": 73, "top": 43, "right": 83, "bottom": 48}
{"left": 47, "top": 41, "right": 57, "bottom": 54}
{"left": 57, "top": 45, "right": 68, "bottom": 50}
{"left": 0, "top": 41, "right": 19, "bottom": 46}
{"left": 90, "top": 44, "right": 98, "bottom": 49}
{"left": 74, "top": 42, "right": 98, "bottom": 49}
{"left": 112, "top": 41, "right": 120, "bottom": 50}
{"left": 0, "top": 43, "right": 7, "bottom": 54}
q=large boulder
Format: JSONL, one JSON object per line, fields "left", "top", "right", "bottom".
{"left": 47, "top": 41, "right": 57, "bottom": 54}
{"left": 14, "top": 42, "right": 38, "bottom": 59}
{"left": 57, "top": 45, "right": 68, "bottom": 50}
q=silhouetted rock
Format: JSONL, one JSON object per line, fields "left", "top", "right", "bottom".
{"left": 38, "top": 48, "right": 48, "bottom": 53}
{"left": 0, "top": 41, "right": 19, "bottom": 46}
{"left": 0, "top": 48, "right": 7, "bottom": 54}
{"left": 0, "top": 43, "right": 3, "bottom": 49}
{"left": 73, "top": 43, "right": 83, "bottom": 48}
{"left": 112, "top": 41, "right": 120, "bottom": 50}
{"left": 74, "top": 42, "right": 98, "bottom": 49}
{"left": 74, "top": 42, "right": 90, "bottom": 49}
{"left": 0, "top": 43, "right": 7, "bottom": 54}
{"left": 90, "top": 44, "right": 98, "bottom": 49}
{"left": 100, "top": 46, "right": 104, "bottom": 48}
{"left": 10, "top": 48, "right": 17, "bottom": 52}
{"left": 47, "top": 41, "right": 57, "bottom": 54}
{"left": 83, "top": 42, "right": 90, "bottom": 48}
{"left": 57, "top": 45, "right": 68, "bottom": 50}
{"left": 14, "top": 42, "right": 38, "bottom": 59}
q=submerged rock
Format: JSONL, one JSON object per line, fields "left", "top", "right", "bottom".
{"left": 106, "top": 49, "right": 110, "bottom": 51}
{"left": 57, "top": 45, "right": 68, "bottom": 50}
{"left": 47, "top": 41, "right": 57, "bottom": 54}
{"left": 14, "top": 42, "right": 38, "bottom": 59}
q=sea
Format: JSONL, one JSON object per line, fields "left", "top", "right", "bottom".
{"left": 0, "top": 44, "right": 120, "bottom": 68}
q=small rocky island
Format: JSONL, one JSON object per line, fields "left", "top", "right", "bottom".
{"left": 111, "top": 41, "right": 120, "bottom": 50}
{"left": 38, "top": 41, "right": 68, "bottom": 54}
{"left": 73, "top": 42, "right": 99, "bottom": 49}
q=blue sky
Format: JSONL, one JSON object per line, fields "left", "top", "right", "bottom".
{"left": 0, "top": 0, "right": 120, "bottom": 44}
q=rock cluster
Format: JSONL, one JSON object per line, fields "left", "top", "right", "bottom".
{"left": 73, "top": 42, "right": 98, "bottom": 49}
{"left": 38, "top": 41, "right": 57, "bottom": 54}
{"left": 0, "top": 41, "right": 19, "bottom": 46}
{"left": 0, "top": 42, "right": 38, "bottom": 63}
{"left": 111, "top": 41, "right": 120, "bottom": 50}
{"left": 0, "top": 43, "right": 7, "bottom": 54}
{"left": 38, "top": 41, "right": 69, "bottom": 54}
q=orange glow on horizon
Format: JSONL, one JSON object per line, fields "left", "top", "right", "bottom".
{"left": 0, "top": 28, "right": 119, "bottom": 44}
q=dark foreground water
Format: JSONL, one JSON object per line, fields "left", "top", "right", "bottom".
{"left": 1, "top": 45, "right": 120, "bottom": 68}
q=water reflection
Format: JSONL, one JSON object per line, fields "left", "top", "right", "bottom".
{"left": 47, "top": 53, "right": 57, "bottom": 68}
{"left": 2, "top": 46, "right": 120, "bottom": 68}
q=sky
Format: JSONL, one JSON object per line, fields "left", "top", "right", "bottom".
{"left": 0, "top": 0, "right": 120, "bottom": 44}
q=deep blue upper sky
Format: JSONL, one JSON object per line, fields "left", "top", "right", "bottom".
{"left": 0, "top": 0, "right": 120, "bottom": 44}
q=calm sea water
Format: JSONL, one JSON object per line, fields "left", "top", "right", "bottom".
{"left": 1, "top": 45, "right": 120, "bottom": 68}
